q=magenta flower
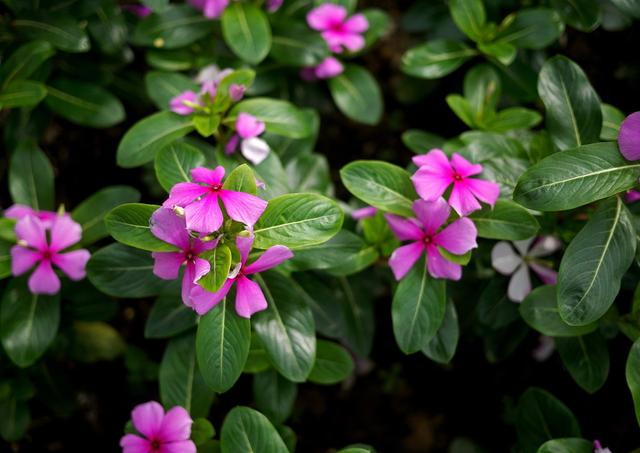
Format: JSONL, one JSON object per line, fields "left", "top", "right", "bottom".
{"left": 121, "top": 4, "right": 152, "bottom": 18}
{"left": 385, "top": 198, "right": 477, "bottom": 281}
{"left": 190, "top": 234, "right": 293, "bottom": 317}
{"left": 307, "top": 3, "right": 369, "bottom": 53}
{"left": 11, "top": 215, "right": 90, "bottom": 295}
{"left": 266, "top": 0, "right": 283, "bottom": 13}
{"left": 351, "top": 206, "right": 377, "bottom": 220}
{"left": 619, "top": 111, "right": 640, "bottom": 161}
{"left": 188, "top": 0, "right": 229, "bottom": 18}
{"left": 491, "top": 236, "right": 561, "bottom": 302}
{"left": 163, "top": 166, "right": 267, "bottom": 234}
{"left": 412, "top": 149, "right": 500, "bottom": 216}
{"left": 150, "top": 208, "right": 217, "bottom": 309}
{"left": 593, "top": 440, "right": 612, "bottom": 453}
{"left": 4, "top": 204, "right": 60, "bottom": 228}
{"left": 226, "top": 113, "right": 271, "bottom": 165}
{"left": 626, "top": 190, "right": 640, "bottom": 203}
{"left": 301, "top": 57, "right": 344, "bottom": 81}
{"left": 229, "top": 83, "right": 245, "bottom": 102}
{"left": 120, "top": 401, "right": 195, "bottom": 453}
{"left": 169, "top": 91, "right": 200, "bottom": 116}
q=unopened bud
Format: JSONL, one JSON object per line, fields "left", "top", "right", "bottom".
{"left": 229, "top": 84, "right": 245, "bottom": 102}
{"left": 57, "top": 204, "right": 66, "bottom": 216}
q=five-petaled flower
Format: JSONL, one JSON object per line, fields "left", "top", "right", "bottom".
{"left": 225, "top": 113, "right": 271, "bottom": 165}
{"left": 120, "top": 401, "right": 195, "bottom": 453}
{"left": 190, "top": 234, "right": 293, "bottom": 317}
{"left": 385, "top": 198, "right": 477, "bottom": 281}
{"left": 307, "top": 3, "right": 369, "bottom": 53}
{"left": 163, "top": 166, "right": 267, "bottom": 234}
{"left": 11, "top": 215, "right": 90, "bottom": 295}
{"left": 412, "top": 149, "right": 500, "bottom": 216}
{"left": 150, "top": 208, "right": 217, "bottom": 309}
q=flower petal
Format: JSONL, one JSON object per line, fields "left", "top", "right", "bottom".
{"left": 52, "top": 249, "right": 90, "bottom": 280}
{"left": 491, "top": 242, "right": 522, "bottom": 275}
{"left": 388, "top": 241, "right": 423, "bottom": 281}
{"left": 191, "top": 257, "right": 210, "bottom": 283}
{"left": 450, "top": 153, "right": 482, "bottom": 177}
{"left": 351, "top": 206, "right": 377, "bottom": 220}
{"left": 426, "top": 246, "right": 462, "bottom": 280}
{"left": 343, "top": 13, "right": 369, "bottom": 33}
{"left": 236, "top": 234, "right": 254, "bottom": 266}
{"left": 528, "top": 236, "right": 562, "bottom": 258}
{"left": 163, "top": 182, "right": 209, "bottom": 209}
{"left": 306, "top": 3, "right": 347, "bottom": 30}
{"left": 384, "top": 214, "right": 423, "bottom": 241}
{"left": 235, "top": 275, "right": 268, "bottom": 318}
{"left": 169, "top": 91, "right": 199, "bottom": 115}
{"left": 241, "top": 137, "right": 271, "bottom": 165}
{"left": 190, "top": 279, "right": 234, "bottom": 315}
{"left": 11, "top": 246, "right": 40, "bottom": 276}
{"left": 412, "top": 148, "right": 452, "bottom": 173}
{"left": 412, "top": 169, "right": 452, "bottom": 202}
{"left": 4, "top": 204, "right": 35, "bottom": 220}
{"left": 120, "top": 434, "right": 152, "bottom": 453}
{"left": 190, "top": 166, "right": 225, "bottom": 185}
{"left": 314, "top": 57, "right": 344, "bottom": 79}
{"left": 152, "top": 252, "right": 184, "bottom": 281}
{"left": 619, "top": 111, "right": 640, "bottom": 161}
{"left": 507, "top": 264, "right": 531, "bottom": 302}
{"left": 202, "top": 0, "right": 229, "bottom": 19}
{"left": 28, "top": 261, "right": 60, "bottom": 295}
{"left": 184, "top": 194, "right": 224, "bottom": 234}
{"left": 513, "top": 237, "right": 535, "bottom": 256}
{"left": 159, "top": 440, "right": 197, "bottom": 453}
{"left": 448, "top": 183, "right": 482, "bottom": 216}
{"left": 434, "top": 217, "right": 477, "bottom": 254}
{"left": 244, "top": 245, "right": 293, "bottom": 274}
{"left": 49, "top": 215, "right": 83, "bottom": 252}
{"left": 131, "top": 401, "right": 165, "bottom": 439}
{"left": 530, "top": 263, "right": 558, "bottom": 285}
{"left": 340, "top": 32, "right": 365, "bottom": 52}
{"left": 15, "top": 215, "right": 47, "bottom": 250}
{"left": 150, "top": 208, "right": 190, "bottom": 250}
{"left": 219, "top": 190, "right": 267, "bottom": 228}
{"left": 236, "top": 113, "right": 265, "bottom": 139}
{"left": 464, "top": 178, "right": 500, "bottom": 206}
{"left": 157, "top": 406, "right": 192, "bottom": 443}
{"left": 412, "top": 198, "right": 450, "bottom": 235}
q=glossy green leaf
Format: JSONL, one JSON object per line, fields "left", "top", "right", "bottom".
{"left": 220, "top": 406, "right": 288, "bottom": 453}
{"left": 230, "top": 98, "right": 313, "bottom": 139}
{"left": 253, "top": 369, "right": 297, "bottom": 423}
{"left": 222, "top": 2, "right": 271, "bottom": 64}
{"left": 401, "top": 40, "right": 476, "bottom": 79}
{"left": 285, "top": 153, "right": 332, "bottom": 195}
{"left": 270, "top": 25, "right": 329, "bottom": 66}
{"left": 551, "top": 0, "right": 601, "bottom": 31}
{"left": 223, "top": 164, "right": 258, "bottom": 195}
{"left": 449, "top": 0, "right": 486, "bottom": 41}
{"left": 537, "top": 439, "right": 593, "bottom": 453}
{"left": 145, "top": 71, "right": 198, "bottom": 111}
{"left": 0, "top": 80, "right": 46, "bottom": 108}
{"left": 0, "top": 398, "right": 29, "bottom": 442}
{"left": 600, "top": 103, "right": 625, "bottom": 141}
{"left": 495, "top": 9, "right": 564, "bottom": 49}
{"left": 485, "top": 107, "right": 542, "bottom": 132}
{"left": 9, "top": 141, "right": 54, "bottom": 210}
{"left": 556, "top": 332, "right": 609, "bottom": 393}
{"left": 610, "top": 0, "right": 640, "bottom": 18}
{"left": 154, "top": 142, "right": 205, "bottom": 192}
{"left": 470, "top": 200, "right": 540, "bottom": 240}
{"left": 0, "top": 241, "right": 11, "bottom": 279}
{"left": 537, "top": 56, "right": 602, "bottom": 150}
{"left": 513, "top": 142, "right": 640, "bottom": 211}
{"left": 0, "top": 41, "right": 55, "bottom": 90}
{"left": 558, "top": 197, "right": 636, "bottom": 325}
{"left": 478, "top": 41, "right": 517, "bottom": 66}
{"left": 13, "top": 13, "right": 90, "bottom": 52}
{"left": 626, "top": 338, "right": 640, "bottom": 426}
{"left": 145, "top": 293, "right": 197, "bottom": 339}
{"left": 132, "top": 5, "right": 212, "bottom": 49}
{"left": 328, "top": 65, "right": 383, "bottom": 125}
{"left": 198, "top": 245, "right": 232, "bottom": 293}
{"left": 401, "top": 130, "right": 445, "bottom": 154}
{"left": 308, "top": 340, "right": 354, "bottom": 385}
{"left": 422, "top": 300, "right": 459, "bottom": 364}
{"left": 105, "top": 204, "right": 177, "bottom": 252}
{"left": 463, "top": 64, "right": 501, "bottom": 122}
{"left": 196, "top": 298, "right": 251, "bottom": 393}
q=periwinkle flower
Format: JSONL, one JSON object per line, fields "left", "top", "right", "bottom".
{"left": 188, "top": 0, "right": 229, "bottom": 19}
{"left": 307, "top": 3, "right": 369, "bottom": 53}
{"left": 301, "top": 57, "right": 344, "bottom": 81}
{"left": 626, "top": 190, "right": 640, "bottom": 203}
{"left": 618, "top": 111, "right": 640, "bottom": 161}
{"left": 266, "top": 0, "right": 283, "bottom": 12}
{"left": 120, "top": 401, "right": 195, "bottom": 453}
{"left": 386, "top": 198, "right": 478, "bottom": 281}
{"left": 4, "top": 204, "right": 61, "bottom": 228}
{"left": 169, "top": 91, "right": 201, "bottom": 116}
{"left": 226, "top": 113, "right": 271, "bottom": 165}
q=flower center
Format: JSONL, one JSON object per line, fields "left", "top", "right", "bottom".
{"left": 423, "top": 235, "right": 433, "bottom": 245}
{"left": 210, "top": 184, "right": 223, "bottom": 192}
{"left": 329, "top": 21, "right": 346, "bottom": 33}
{"left": 150, "top": 439, "right": 161, "bottom": 451}
{"left": 452, "top": 173, "right": 463, "bottom": 182}
{"left": 41, "top": 249, "right": 53, "bottom": 261}
{"left": 185, "top": 251, "right": 195, "bottom": 262}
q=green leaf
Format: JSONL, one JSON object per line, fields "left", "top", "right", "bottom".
{"left": 558, "top": 197, "right": 636, "bottom": 325}
{"left": 537, "top": 56, "right": 602, "bottom": 150}
{"left": 328, "top": 65, "right": 383, "bottom": 125}
{"left": 198, "top": 245, "right": 232, "bottom": 293}
{"left": 478, "top": 41, "right": 517, "bottom": 66}
{"left": 132, "top": 5, "right": 212, "bottom": 49}
{"left": 196, "top": 298, "right": 251, "bottom": 393}
{"left": 223, "top": 164, "right": 257, "bottom": 195}
{"left": 220, "top": 406, "right": 288, "bottom": 453}
{"left": 145, "top": 293, "right": 197, "bottom": 339}
{"left": 392, "top": 259, "right": 447, "bottom": 354}
{"left": 551, "top": 0, "right": 601, "bottom": 32}
{"left": 291, "top": 273, "right": 347, "bottom": 340}
{"left": 117, "top": 111, "right": 195, "bottom": 168}
{"left": 600, "top": 103, "right": 625, "bottom": 141}
{"left": 519, "top": 286, "right": 598, "bottom": 337}
{"left": 253, "top": 370, "right": 297, "bottom": 424}
{"left": 401, "top": 40, "right": 476, "bottom": 79}
{"left": 191, "top": 418, "right": 215, "bottom": 446}
{"left": 88, "top": 2, "right": 128, "bottom": 55}
{"left": 253, "top": 193, "right": 343, "bottom": 250}
{"left": 422, "top": 300, "right": 459, "bottom": 364}
{"left": 0, "top": 80, "right": 46, "bottom": 109}
{"left": 0, "top": 398, "right": 29, "bottom": 442}
{"left": 340, "top": 275, "right": 376, "bottom": 357}
{"left": 214, "top": 69, "right": 256, "bottom": 110}
{"left": 160, "top": 332, "right": 214, "bottom": 418}
{"left": 0, "top": 241, "right": 11, "bottom": 279}
{"left": 105, "top": 204, "right": 177, "bottom": 252}
{"left": 145, "top": 71, "right": 199, "bottom": 111}
{"left": 0, "top": 280, "right": 60, "bottom": 368}
{"left": 556, "top": 332, "right": 609, "bottom": 393}
{"left": 13, "top": 13, "right": 90, "bottom": 53}
{"left": 470, "top": 199, "right": 539, "bottom": 240}
{"left": 0, "top": 41, "right": 55, "bottom": 90}
{"left": 361, "top": 8, "right": 391, "bottom": 50}
{"left": 513, "top": 142, "right": 640, "bottom": 211}
{"left": 244, "top": 333, "right": 271, "bottom": 374}
{"left": 230, "top": 98, "right": 313, "bottom": 139}
{"left": 87, "top": 244, "right": 171, "bottom": 298}
{"left": 222, "top": 2, "right": 271, "bottom": 64}
{"left": 285, "top": 153, "right": 332, "bottom": 195}
{"left": 308, "top": 339, "right": 354, "bottom": 385}
{"left": 71, "top": 186, "right": 141, "bottom": 245}
{"left": 626, "top": 338, "right": 640, "bottom": 426}
{"left": 253, "top": 272, "right": 316, "bottom": 382}
{"left": 154, "top": 142, "right": 205, "bottom": 192}
{"left": 193, "top": 114, "right": 221, "bottom": 138}
{"left": 270, "top": 25, "right": 329, "bottom": 66}
{"left": 401, "top": 130, "right": 445, "bottom": 154}
{"left": 463, "top": 64, "right": 501, "bottom": 123}
{"left": 485, "top": 107, "right": 542, "bottom": 132}
{"left": 340, "top": 160, "right": 416, "bottom": 217}
{"left": 9, "top": 141, "right": 54, "bottom": 210}
{"left": 449, "top": 0, "right": 487, "bottom": 42}
{"left": 515, "top": 388, "right": 581, "bottom": 453}
{"left": 495, "top": 9, "right": 564, "bottom": 49}
{"left": 537, "top": 439, "right": 593, "bottom": 453}
{"left": 446, "top": 95, "right": 476, "bottom": 128}
{"left": 610, "top": 0, "right": 640, "bottom": 18}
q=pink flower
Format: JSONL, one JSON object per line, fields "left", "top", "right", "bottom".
{"left": 226, "top": 113, "right": 271, "bottom": 165}
{"left": 120, "top": 401, "right": 195, "bottom": 453}
{"left": 11, "top": 215, "right": 90, "bottom": 295}
{"left": 4, "top": 204, "right": 61, "bottom": 229}
{"left": 266, "top": 0, "right": 283, "bottom": 12}
{"left": 229, "top": 83, "right": 245, "bottom": 101}
{"left": 163, "top": 166, "right": 267, "bottom": 234}
{"left": 301, "top": 57, "right": 344, "bottom": 81}
{"left": 593, "top": 440, "right": 612, "bottom": 453}
{"left": 307, "top": 4, "right": 368, "bottom": 53}
{"left": 412, "top": 149, "right": 500, "bottom": 216}
{"left": 150, "top": 208, "right": 217, "bottom": 309}
{"left": 121, "top": 4, "right": 152, "bottom": 18}
{"left": 626, "top": 190, "right": 640, "bottom": 203}
{"left": 188, "top": 0, "right": 229, "bottom": 18}
{"left": 351, "top": 206, "right": 377, "bottom": 220}
{"left": 619, "top": 111, "right": 640, "bottom": 161}
{"left": 169, "top": 91, "right": 200, "bottom": 115}
{"left": 385, "top": 198, "right": 478, "bottom": 281}
{"left": 190, "top": 234, "right": 293, "bottom": 317}
{"left": 491, "top": 236, "right": 561, "bottom": 303}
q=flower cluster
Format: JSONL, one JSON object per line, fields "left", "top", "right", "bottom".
{"left": 170, "top": 65, "right": 244, "bottom": 116}
{"left": 302, "top": 3, "right": 369, "bottom": 80}
{"left": 386, "top": 149, "right": 500, "bottom": 281}
{"left": 152, "top": 166, "right": 292, "bottom": 318}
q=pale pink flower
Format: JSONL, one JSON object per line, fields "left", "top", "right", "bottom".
{"left": 619, "top": 111, "right": 640, "bottom": 161}
{"left": 226, "top": 113, "right": 271, "bottom": 165}
{"left": 188, "top": 0, "right": 229, "bottom": 18}
{"left": 195, "top": 65, "right": 233, "bottom": 85}
{"left": 351, "top": 206, "right": 377, "bottom": 220}
{"left": 150, "top": 208, "right": 217, "bottom": 309}
{"left": 491, "top": 236, "right": 561, "bottom": 303}
{"left": 594, "top": 440, "right": 612, "bottom": 453}
{"left": 4, "top": 204, "right": 61, "bottom": 229}
{"left": 163, "top": 166, "right": 267, "bottom": 234}
{"left": 169, "top": 91, "right": 200, "bottom": 115}
{"left": 190, "top": 234, "right": 293, "bottom": 317}
{"left": 412, "top": 149, "right": 500, "bottom": 216}
{"left": 385, "top": 198, "right": 478, "bottom": 281}
{"left": 307, "top": 3, "right": 368, "bottom": 53}
{"left": 301, "top": 57, "right": 344, "bottom": 81}
{"left": 120, "top": 401, "right": 195, "bottom": 453}
{"left": 11, "top": 215, "right": 90, "bottom": 295}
